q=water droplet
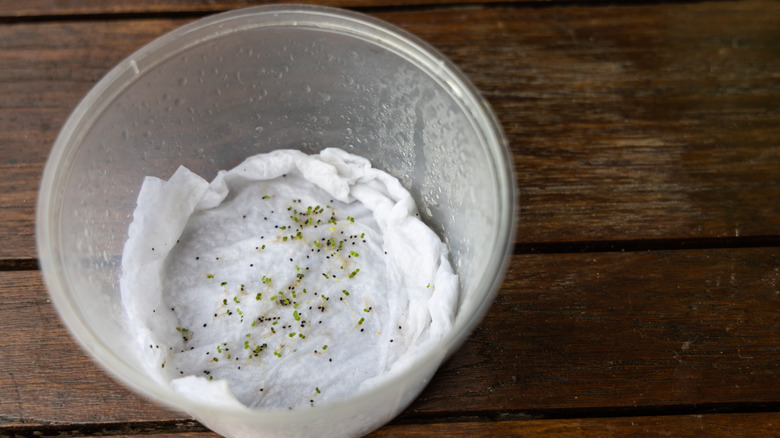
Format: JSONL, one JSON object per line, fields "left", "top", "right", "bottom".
{"left": 318, "top": 93, "right": 331, "bottom": 102}
{"left": 178, "top": 77, "right": 188, "bottom": 86}
{"left": 302, "top": 84, "right": 311, "bottom": 93}
{"left": 255, "top": 126, "right": 264, "bottom": 133}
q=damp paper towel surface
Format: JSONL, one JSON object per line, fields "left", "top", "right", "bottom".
{"left": 120, "top": 148, "right": 459, "bottom": 409}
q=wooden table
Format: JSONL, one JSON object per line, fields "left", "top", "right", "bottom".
{"left": 2, "top": 0, "right": 779, "bottom": 436}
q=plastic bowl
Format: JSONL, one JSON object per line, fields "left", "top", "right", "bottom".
{"left": 37, "top": 5, "right": 515, "bottom": 438}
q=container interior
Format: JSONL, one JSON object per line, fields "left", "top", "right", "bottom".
{"left": 39, "top": 7, "right": 512, "bottom": 436}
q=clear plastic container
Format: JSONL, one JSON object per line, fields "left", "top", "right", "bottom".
{"left": 37, "top": 5, "right": 515, "bottom": 438}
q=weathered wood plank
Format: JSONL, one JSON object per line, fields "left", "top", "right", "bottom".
{"left": 0, "top": 269, "right": 188, "bottom": 426}
{"left": 403, "top": 0, "right": 780, "bottom": 243}
{"left": 0, "top": 18, "right": 191, "bottom": 261}
{"left": 1, "top": 1, "right": 779, "bottom": 260}
{"left": 2, "top": 248, "right": 779, "bottom": 426}
{"left": 411, "top": 248, "right": 780, "bottom": 413}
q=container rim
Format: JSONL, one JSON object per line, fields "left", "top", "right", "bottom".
{"left": 37, "top": 3, "right": 516, "bottom": 423}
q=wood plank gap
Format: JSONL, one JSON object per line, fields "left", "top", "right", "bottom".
{"left": 6, "top": 234, "right": 780, "bottom": 270}
{"left": 0, "top": 10, "right": 211, "bottom": 25}
{"left": 0, "top": 258, "right": 39, "bottom": 272}
{"left": 515, "top": 235, "right": 780, "bottom": 255}
{"left": 4, "top": 401, "right": 780, "bottom": 438}
{"left": 0, "top": 419, "right": 208, "bottom": 438}
{"left": 0, "top": 0, "right": 719, "bottom": 24}
{"left": 394, "top": 401, "right": 780, "bottom": 425}
{"left": 350, "top": 0, "right": 722, "bottom": 14}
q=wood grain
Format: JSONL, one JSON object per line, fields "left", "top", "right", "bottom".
{"left": 398, "top": 0, "right": 780, "bottom": 244}
{"left": 2, "top": 1, "right": 779, "bottom": 262}
{"left": 0, "top": 270, "right": 188, "bottom": 426}
{"left": 3, "top": 248, "right": 779, "bottom": 427}
{"left": 1, "top": 1, "right": 779, "bottom": 261}
{"left": 0, "top": 18, "right": 191, "bottom": 261}
{"left": 413, "top": 247, "right": 780, "bottom": 413}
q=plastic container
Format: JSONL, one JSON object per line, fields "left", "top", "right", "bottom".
{"left": 37, "top": 5, "right": 515, "bottom": 438}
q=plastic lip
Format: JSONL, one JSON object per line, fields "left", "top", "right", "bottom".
{"left": 36, "top": 3, "right": 516, "bottom": 423}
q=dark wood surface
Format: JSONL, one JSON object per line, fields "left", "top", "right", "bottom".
{"left": 2, "top": 0, "right": 779, "bottom": 436}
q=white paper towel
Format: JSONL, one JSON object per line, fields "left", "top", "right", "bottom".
{"left": 120, "top": 148, "right": 458, "bottom": 409}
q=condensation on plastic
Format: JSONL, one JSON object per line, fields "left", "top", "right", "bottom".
{"left": 37, "top": 5, "right": 515, "bottom": 438}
